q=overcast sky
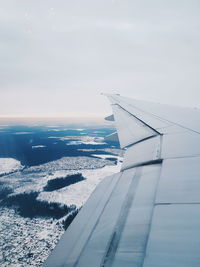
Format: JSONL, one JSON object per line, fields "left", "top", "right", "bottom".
{"left": 1, "top": 0, "right": 200, "bottom": 117}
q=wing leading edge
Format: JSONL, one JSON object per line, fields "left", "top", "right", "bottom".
{"left": 43, "top": 94, "right": 200, "bottom": 267}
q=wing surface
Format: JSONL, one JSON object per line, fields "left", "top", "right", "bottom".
{"left": 43, "top": 94, "right": 200, "bottom": 267}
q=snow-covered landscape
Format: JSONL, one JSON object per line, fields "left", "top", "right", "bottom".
{"left": 0, "top": 158, "right": 24, "bottom": 176}
{"left": 0, "top": 124, "right": 122, "bottom": 266}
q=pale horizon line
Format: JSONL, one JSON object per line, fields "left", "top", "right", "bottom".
{"left": 0, "top": 113, "right": 107, "bottom": 119}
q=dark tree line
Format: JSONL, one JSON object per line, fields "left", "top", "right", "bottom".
{"left": 43, "top": 173, "right": 85, "bottom": 192}
{"left": 2, "top": 191, "right": 76, "bottom": 219}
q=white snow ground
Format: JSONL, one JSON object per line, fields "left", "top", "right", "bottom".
{"left": 48, "top": 136, "right": 106, "bottom": 145}
{"left": 0, "top": 158, "right": 24, "bottom": 176}
{"left": 0, "top": 208, "right": 63, "bottom": 267}
{"left": 0, "top": 153, "right": 122, "bottom": 267}
{"left": 38, "top": 163, "right": 121, "bottom": 207}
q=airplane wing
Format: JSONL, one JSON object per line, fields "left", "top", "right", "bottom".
{"left": 43, "top": 94, "right": 200, "bottom": 267}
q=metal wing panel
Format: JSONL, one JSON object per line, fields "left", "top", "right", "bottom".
{"left": 142, "top": 156, "right": 200, "bottom": 267}
{"left": 156, "top": 157, "right": 200, "bottom": 204}
{"left": 107, "top": 94, "right": 200, "bottom": 134}
{"left": 111, "top": 165, "right": 161, "bottom": 267}
{"left": 74, "top": 168, "right": 137, "bottom": 267}
{"left": 107, "top": 95, "right": 172, "bottom": 131}
{"left": 161, "top": 132, "right": 200, "bottom": 159}
{"left": 143, "top": 204, "right": 200, "bottom": 267}
{"left": 111, "top": 104, "right": 157, "bottom": 148}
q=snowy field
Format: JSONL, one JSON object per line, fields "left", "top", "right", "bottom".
{"left": 0, "top": 124, "right": 123, "bottom": 266}
{"left": 0, "top": 154, "right": 122, "bottom": 266}
{"left": 0, "top": 158, "right": 24, "bottom": 176}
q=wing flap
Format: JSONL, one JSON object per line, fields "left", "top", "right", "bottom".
{"left": 111, "top": 104, "right": 158, "bottom": 148}
{"left": 121, "top": 136, "right": 161, "bottom": 171}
